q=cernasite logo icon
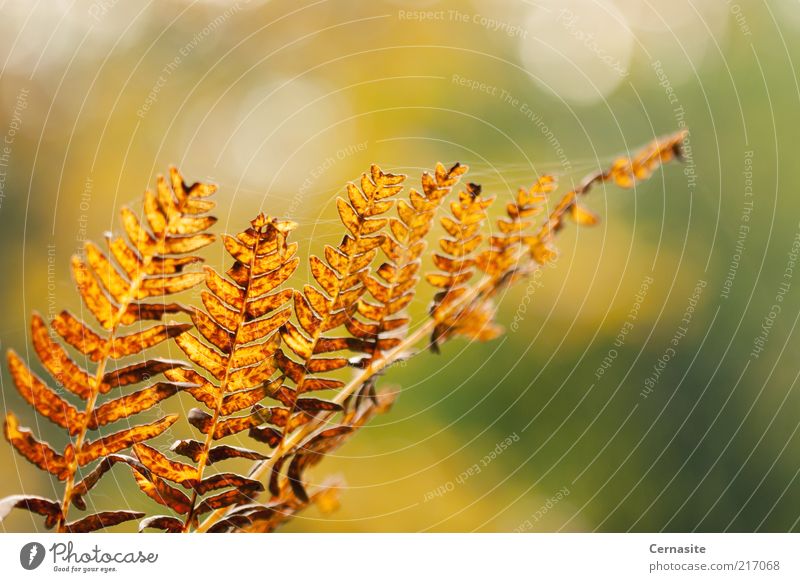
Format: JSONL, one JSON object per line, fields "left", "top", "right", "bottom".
{"left": 20, "top": 542, "right": 46, "bottom": 570}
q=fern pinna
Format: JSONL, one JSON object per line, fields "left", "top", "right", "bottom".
{"left": 1, "top": 131, "right": 686, "bottom": 532}
{"left": 0, "top": 168, "right": 216, "bottom": 532}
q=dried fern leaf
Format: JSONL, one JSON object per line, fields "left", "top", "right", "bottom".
{"left": 206, "top": 473, "right": 344, "bottom": 533}
{"left": 278, "top": 167, "right": 404, "bottom": 374}
{"left": 71, "top": 454, "right": 141, "bottom": 510}
{"left": 427, "top": 181, "right": 500, "bottom": 350}
{"left": 209, "top": 166, "right": 405, "bottom": 508}
{"left": 259, "top": 390, "right": 393, "bottom": 526}
{"left": 272, "top": 166, "right": 404, "bottom": 428}
{"left": 475, "top": 174, "right": 556, "bottom": 282}
{"left": 359, "top": 162, "right": 467, "bottom": 368}
{"left": 526, "top": 130, "right": 688, "bottom": 263}
{"left": 1, "top": 167, "right": 216, "bottom": 532}
{"left": 606, "top": 130, "right": 686, "bottom": 188}
{"left": 3, "top": 412, "right": 71, "bottom": 480}
{"left": 139, "top": 515, "right": 185, "bottom": 533}
{"left": 64, "top": 510, "right": 145, "bottom": 533}
{"left": 135, "top": 214, "right": 298, "bottom": 532}
{"left": 76, "top": 415, "right": 179, "bottom": 466}
{"left": 131, "top": 466, "right": 193, "bottom": 514}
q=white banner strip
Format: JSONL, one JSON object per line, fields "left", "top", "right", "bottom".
{"left": 1, "top": 533, "right": 797, "bottom": 581}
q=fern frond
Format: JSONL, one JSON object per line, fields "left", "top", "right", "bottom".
{"left": 526, "top": 129, "right": 687, "bottom": 264}
{"left": 359, "top": 162, "right": 467, "bottom": 369}
{"left": 129, "top": 214, "right": 297, "bottom": 531}
{"left": 270, "top": 165, "right": 404, "bottom": 422}
{"left": 476, "top": 174, "right": 556, "bottom": 282}
{"left": 1, "top": 167, "right": 216, "bottom": 532}
{"left": 426, "top": 181, "right": 500, "bottom": 350}
{"left": 277, "top": 166, "right": 404, "bottom": 380}
{"left": 3, "top": 132, "right": 683, "bottom": 533}
{"left": 224, "top": 165, "right": 403, "bottom": 503}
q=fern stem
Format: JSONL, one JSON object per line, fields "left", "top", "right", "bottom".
{"left": 57, "top": 287, "right": 140, "bottom": 532}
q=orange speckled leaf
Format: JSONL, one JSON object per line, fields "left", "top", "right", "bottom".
{"left": 195, "top": 473, "right": 264, "bottom": 495}
{"left": 102, "top": 358, "right": 185, "bottom": 390}
{"left": 88, "top": 382, "right": 187, "bottom": 430}
{"left": 172, "top": 439, "right": 269, "bottom": 465}
{"left": 107, "top": 323, "right": 191, "bottom": 359}
{"left": 133, "top": 443, "right": 198, "bottom": 487}
{"left": 71, "top": 454, "right": 140, "bottom": 510}
{"left": 192, "top": 308, "right": 234, "bottom": 353}
{"left": 248, "top": 258, "right": 299, "bottom": 298}
{"left": 65, "top": 511, "right": 145, "bottom": 533}
{"left": 164, "top": 233, "right": 215, "bottom": 255}
{"left": 309, "top": 256, "right": 339, "bottom": 296}
{"left": 137, "top": 271, "right": 206, "bottom": 299}
{"left": 188, "top": 407, "right": 268, "bottom": 440}
{"left": 205, "top": 266, "right": 245, "bottom": 309}
{"left": 195, "top": 489, "right": 259, "bottom": 516}
{"left": 85, "top": 241, "right": 131, "bottom": 303}
{"left": 120, "top": 207, "right": 157, "bottom": 256}
{"left": 77, "top": 415, "right": 178, "bottom": 466}
{"left": 202, "top": 290, "right": 240, "bottom": 329}
{"left": 7, "top": 350, "right": 84, "bottom": 435}
{"left": 71, "top": 255, "right": 116, "bottom": 329}
{"left": 30, "top": 312, "right": 93, "bottom": 399}
{"left": 570, "top": 203, "right": 599, "bottom": 226}
{"left": 219, "top": 385, "right": 273, "bottom": 416}
{"left": 51, "top": 310, "right": 105, "bottom": 361}
{"left": 139, "top": 515, "right": 184, "bottom": 533}
{"left": 131, "top": 467, "right": 193, "bottom": 514}
{"left": 336, "top": 197, "right": 361, "bottom": 236}
{"left": 3, "top": 413, "right": 70, "bottom": 480}
{"left": 175, "top": 332, "right": 228, "bottom": 380}
{"left": 0, "top": 495, "right": 62, "bottom": 529}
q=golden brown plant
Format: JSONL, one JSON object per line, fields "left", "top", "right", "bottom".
{"left": 1, "top": 131, "right": 686, "bottom": 532}
{"left": 0, "top": 169, "right": 217, "bottom": 531}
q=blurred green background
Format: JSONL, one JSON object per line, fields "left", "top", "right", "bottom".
{"left": 1, "top": 0, "right": 799, "bottom": 532}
